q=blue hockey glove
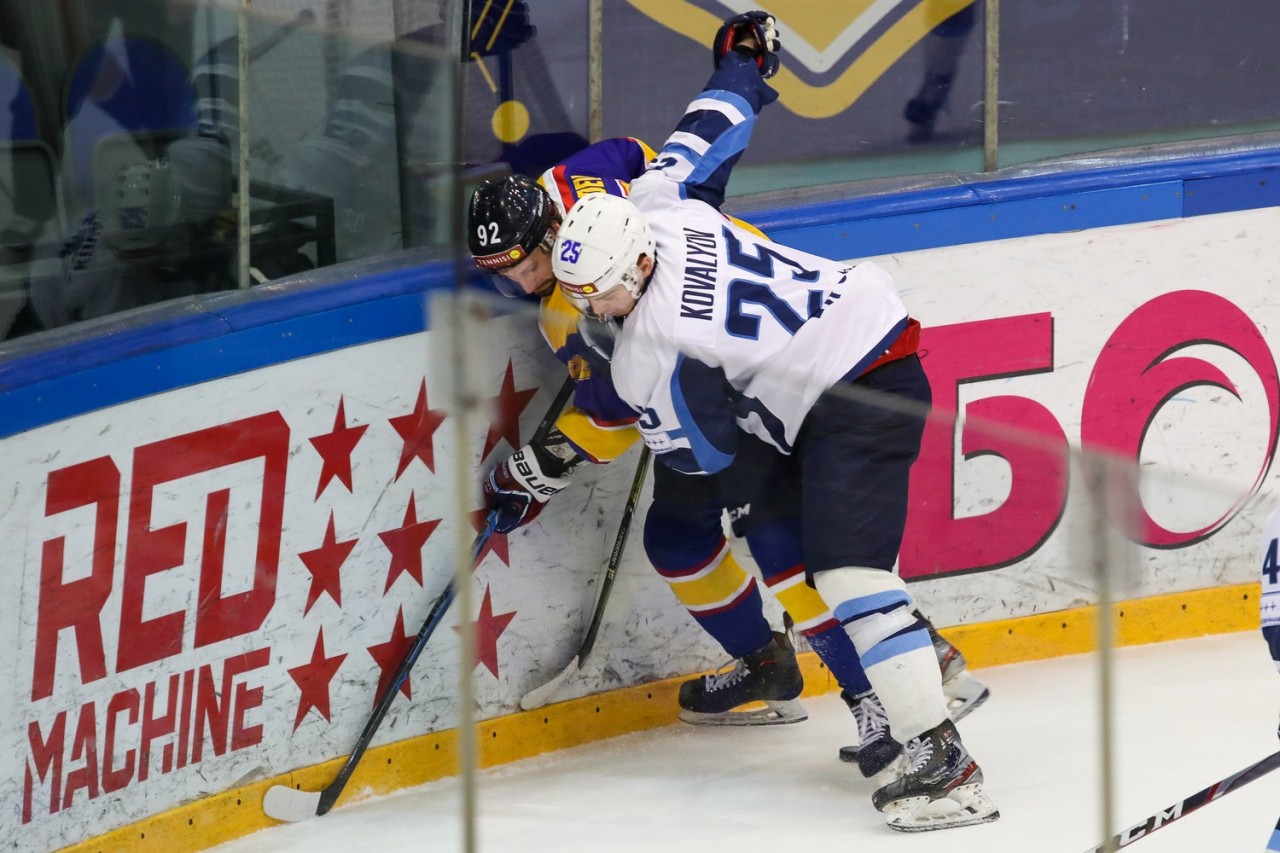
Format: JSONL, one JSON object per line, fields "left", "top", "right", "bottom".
{"left": 712, "top": 11, "right": 781, "bottom": 79}
{"left": 483, "top": 444, "right": 572, "bottom": 534}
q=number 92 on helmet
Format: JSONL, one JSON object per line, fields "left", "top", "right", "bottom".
{"left": 466, "top": 173, "right": 557, "bottom": 297}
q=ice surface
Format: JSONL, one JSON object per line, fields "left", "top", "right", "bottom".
{"left": 214, "top": 632, "right": 1280, "bottom": 853}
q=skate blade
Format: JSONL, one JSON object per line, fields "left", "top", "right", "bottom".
{"left": 678, "top": 699, "right": 808, "bottom": 727}
{"left": 883, "top": 784, "right": 1000, "bottom": 832}
{"left": 944, "top": 673, "right": 991, "bottom": 723}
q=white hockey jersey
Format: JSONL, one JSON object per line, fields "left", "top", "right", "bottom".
{"left": 1262, "top": 505, "right": 1280, "bottom": 672}
{"left": 609, "top": 52, "right": 910, "bottom": 475}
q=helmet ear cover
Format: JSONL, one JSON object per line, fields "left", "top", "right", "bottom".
{"left": 467, "top": 174, "right": 556, "bottom": 276}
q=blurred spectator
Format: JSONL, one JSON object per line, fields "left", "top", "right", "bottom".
{"left": 26, "top": 137, "right": 235, "bottom": 328}
{"left": 274, "top": 1, "right": 541, "bottom": 263}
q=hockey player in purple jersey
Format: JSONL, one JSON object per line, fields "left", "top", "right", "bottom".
{"left": 550, "top": 12, "right": 997, "bottom": 832}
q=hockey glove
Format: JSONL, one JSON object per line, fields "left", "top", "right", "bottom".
{"left": 483, "top": 444, "right": 572, "bottom": 534}
{"left": 712, "top": 11, "right": 781, "bottom": 79}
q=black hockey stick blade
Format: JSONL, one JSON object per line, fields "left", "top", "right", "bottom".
{"left": 1085, "top": 748, "right": 1280, "bottom": 852}
{"left": 519, "top": 447, "right": 651, "bottom": 711}
{"left": 264, "top": 378, "right": 574, "bottom": 821}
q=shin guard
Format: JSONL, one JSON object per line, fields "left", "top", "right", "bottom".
{"left": 814, "top": 566, "right": 947, "bottom": 741}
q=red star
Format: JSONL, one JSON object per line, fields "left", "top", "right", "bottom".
{"left": 298, "top": 512, "right": 358, "bottom": 614}
{"left": 481, "top": 362, "right": 539, "bottom": 460}
{"left": 453, "top": 585, "right": 516, "bottom": 678}
{"left": 367, "top": 607, "right": 415, "bottom": 702}
{"left": 471, "top": 509, "right": 510, "bottom": 567}
{"left": 287, "top": 628, "right": 347, "bottom": 730}
{"left": 309, "top": 398, "right": 368, "bottom": 497}
{"left": 378, "top": 493, "right": 442, "bottom": 593}
{"left": 389, "top": 380, "right": 447, "bottom": 480}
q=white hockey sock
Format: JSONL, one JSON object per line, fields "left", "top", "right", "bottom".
{"left": 814, "top": 567, "right": 948, "bottom": 742}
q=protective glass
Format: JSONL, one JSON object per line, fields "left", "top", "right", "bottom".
{"left": 482, "top": 266, "right": 529, "bottom": 298}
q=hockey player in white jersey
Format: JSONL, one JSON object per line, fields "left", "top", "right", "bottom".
{"left": 550, "top": 12, "right": 997, "bottom": 832}
{"left": 1261, "top": 505, "right": 1280, "bottom": 738}
{"left": 469, "top": 162, "right": 988, "bottom": 742}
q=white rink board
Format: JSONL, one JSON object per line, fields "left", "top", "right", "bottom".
{"left": 4, "top": 205, "right": 1280, "bottom": 850}
{"left": 0, "top": 322, "right": 716, "bottom": 851}
{"left": 885, "top": 206, "right": 1280, "bottom": 625}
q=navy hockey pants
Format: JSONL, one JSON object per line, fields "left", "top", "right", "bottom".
{"left": 797, "top": 353, "right": 932, "bottom": 576}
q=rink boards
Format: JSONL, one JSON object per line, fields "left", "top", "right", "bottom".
{"left": 4, "top": 151, "right": 1280, "bottom": 852}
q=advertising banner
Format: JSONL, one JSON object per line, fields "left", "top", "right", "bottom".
{"left": 5, "top": 205, "right": 1280, "bottom": 850}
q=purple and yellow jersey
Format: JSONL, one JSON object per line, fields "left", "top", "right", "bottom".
{"left": 535, "top": 137, "right": 656, "bottom": 464}
{"left": 536, "top": 137, "right": 655, "bottom": 217}
{"left": 540, "top": 286, "right": 641, "bottom": 463}
{"left": 532, "top": 136, "right": 767, "bottom": 465}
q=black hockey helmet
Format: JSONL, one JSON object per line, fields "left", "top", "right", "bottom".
{"left": 467, "top": 173, "right": 555, "bottom": 294}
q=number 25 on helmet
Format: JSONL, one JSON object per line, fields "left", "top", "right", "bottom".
{"left": 552, "top": 193, "right": 654, "bottom": 314}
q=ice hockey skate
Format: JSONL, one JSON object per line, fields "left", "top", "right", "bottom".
{"left": 871, "top": 719, "right": 999, "bottom": 832}
{"left": 836, "top": 690, "right": 904, "bottom": 778}
{"left": 839, "top": 625, "right": 990, "bottom": 765}
{"left": 678, "top": 631, "right": 807, "bottom": 726}
{"left": 929, "top": 623, "right": 991, "bottom": 722}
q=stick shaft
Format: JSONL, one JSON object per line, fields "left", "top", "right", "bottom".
{"left": 323, "top": 378, "right": 571, "bottom": 803}
{"left": 575, "top": 446, "right": 651, "bottom": 661}
{"left": 285, "top": 377, "right": 575, "bottom": 818}
{"left": 517, "top": 445, "right": 650, "bottom": 711}
{"left": 1088, "top": 749, "right": 1280, "bottom": 852}
{"left": 316, "top": 562, "right": 466, "bottom": 815}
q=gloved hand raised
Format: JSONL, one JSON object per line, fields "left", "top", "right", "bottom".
{"left": 712, "top": 11, "right": 781, "bottom": 79}
{"left": 483, "top": 444, "right": 572, "bottom": 534}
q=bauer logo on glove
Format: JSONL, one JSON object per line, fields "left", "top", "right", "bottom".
{"left": 712, "top": 10, "right": 781, "bottom": 79}
{"left": 513, "top": 453, "right": 564, "bottom": 497}
{"left": 483, "top": 444, "right": 573, "bottom": 534}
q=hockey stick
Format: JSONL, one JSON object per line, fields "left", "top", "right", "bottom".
{"left": 1085, "top": 748, "right": 1280, "bottom": 852}
{"left": 263, "top": 377, "right": 574, "bottom": 822}
{"left": 519, "top": 445, "right": 652, "bottom": 710}
{"left": 263, "top": 529, "right": 486, "bottom": 822}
